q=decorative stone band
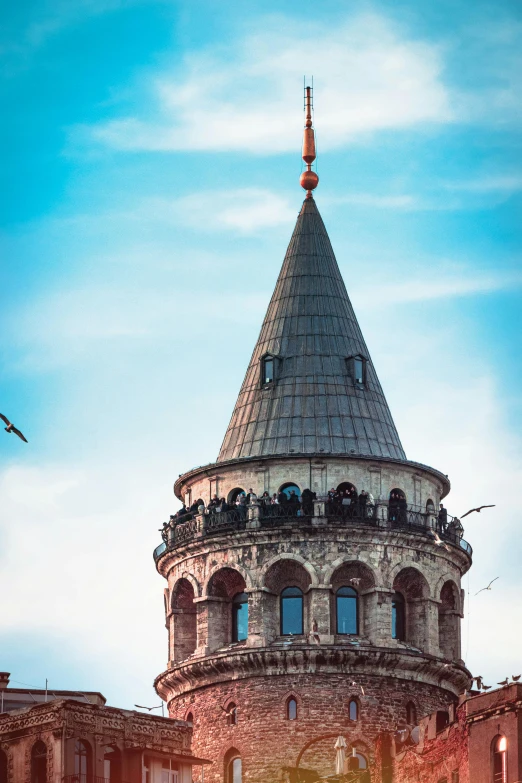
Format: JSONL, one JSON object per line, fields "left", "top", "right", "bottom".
{"left": 155, "top": 645, "right": 471, "bottom": 701}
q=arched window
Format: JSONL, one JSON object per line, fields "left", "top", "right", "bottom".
{"left": 226, "top": 703, "right": 238, "bottom": 726}
{"left": 103, "top": 745, "right": 121, "bottom": 782}
{"left": 392, "top": 592, "right": 406, "bottom": 640}
{"left": 186, "top": 711, "right": 194, "bottom": 726}
{"left": 232, "top": 592, "right": 248, "bottom": 642}
{"left": 286, "top": 697, "right": 297, "bottom": 720}
{"left": 226, "top": 755, "right": 242, "bottom": 783}
{"left": 426, "top": 498, "right": 435, "bottom": 513}
{"left": 406, "top": 702, "right": 417, "bottom": 725}
{"left": 493, "top": 735, "right": 507, "bottom": 783}
{"left": 336, "top": 482, "right": 357, "bottom": 495}
{"left": 281, "top": 586, "right": 304, "bottom": 635}
{"left": 336, "top": 586, "right": 358, "bottom": 635}
{"left": 349, "top": 699, "right": 359, "bottom": 721}
{"left": 278, "top": 483, "right": 301, "bottom": 500}
{"left": 228, "top": 488, "right": 246, "bottom": 504}
{"left": 31, "top": 741, "right": 47, "bottom": 783}
{"left": 348, "top": 751, "right": 368, "bottom": 770}
{"left": 74, "top": 740, "right": 92, "bottom": 778}
{"left": 0, "top": 750, "right": 7, "bottom": 783}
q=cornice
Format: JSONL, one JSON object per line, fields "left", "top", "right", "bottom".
{"left": 154, "top": 645, "right": 470, "bottom": 701}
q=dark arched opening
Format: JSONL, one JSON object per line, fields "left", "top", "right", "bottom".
{"left": 31, "top": 741, "right": 47, "bottom": 783}
{"left": 228, "top": 488, "right": 246, "bottom": 504}
{"left": 389, "top": 488, "right": 407, "bottom": 523}
{"left": 103, "top": 745, "right": 121, "bottom": 782}
{"left": 349, "top": 699, "right": 359, "bottom": 721}
{"left": 436, "top": 711, "right": 449, "bottom": 733}
{"left": 0, "top": 750, "right": 7, "bottom": 783}
{"left": 336, "top": 586, "right": 358, "bottom": 635}
{"left": 171, "top": 578, "right": 197, "bottom": 662}
{"left": 406, "top": 702, "right": 417, "bottom": 725}
{"left": 281, "top": 586, "right": 304, "bottom": 635}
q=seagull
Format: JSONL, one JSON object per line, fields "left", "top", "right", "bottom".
{"left": 482, "top": 684, "right": 492, "bottom": 691}
{"left": 430, "top": 531, "right": 450, "bottom": 552}
{"left": 349, "top": 578, "right": 362, "bottom": 587}
{"left": 461, "top": 505, "right": 495, "bottom": 519}
{"left": 134, "top": 704, "right": 163, "bottom": 711}
{"left": 349, "top": 681, "right": 365, "bottom": 696}
{"left": 497, "top": 679, "right": 509, "bottom": 687}
{"left": 471, "top": 676, "right": 483, "bottom": 690}
{"left": 475, "top": 577, "right": 499, "bottom": 596}
{"left": 512, "top": 675, "right": 521, "bottom": 682}
{"left": 0, "top": 414, "right": 28, "bottom": 443}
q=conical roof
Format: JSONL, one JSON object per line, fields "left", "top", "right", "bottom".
{"left": 217, "top": 197, "right": 406, "bottom": 462}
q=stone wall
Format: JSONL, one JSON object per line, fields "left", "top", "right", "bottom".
{"left": 175, "top": 455, "right": 448, "bottom": 511}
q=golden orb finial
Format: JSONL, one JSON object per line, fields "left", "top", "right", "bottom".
{"left": 301, "top": 84, "right": 319, "bottom": 198}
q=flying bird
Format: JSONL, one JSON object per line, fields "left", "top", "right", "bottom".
{"left": 430, "top": 531, "right": 450, "bottom": 551}
{"left": 461, "top": 505, "right": 495, "bottom": 519}
{"left": 482, "top": 684, "right": 492, "bottom": 691}
{"left": 471, "top": 676, "right": 483, "bottom": 690}
{"left": 475, "top": 577, "right": 499, "bottom": 596}
{"left": 497, "top": 679, "right": 509, "bottom": 687}
{"left": 0, "top": 414, "right": 28, "bottom": 443}
{"left": 134, "top": 704, "right": 162, "bottom": 711}
{"left": 512, "top": 675, "right": 521, "bottom": 682}
{"left": 349, "top": 681, "right": 365, "bottom": 696}
{"left": 349, "top": 578, "right": 362, "bottom": 587}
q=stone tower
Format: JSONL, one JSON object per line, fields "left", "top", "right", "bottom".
{"left": 154, "top": 89, "right": 472, "bottom": 783}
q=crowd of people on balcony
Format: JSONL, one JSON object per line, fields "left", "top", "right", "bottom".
{"left": 158, "top": 484, "right": 463, "bottom": 545}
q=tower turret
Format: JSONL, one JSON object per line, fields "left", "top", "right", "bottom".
{"left": 154, "top": 91, "right": 472, "bottom": 783}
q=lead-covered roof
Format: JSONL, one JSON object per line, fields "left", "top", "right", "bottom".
{"left": 217, "top": 197, "right": 406, "bottom": 462}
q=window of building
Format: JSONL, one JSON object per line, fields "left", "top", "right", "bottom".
{"left": 392, "top": 592, "right": 406, "bottom": 640}
{"left": 143, "top": 755, "right": 151, "bottom": 783}
{"left": 406, "top": 702, "right": 417, "bottom": 725}
{"left": 493, "top": 736, "right": 507, "bottom": 783}
{"left": 226, "top": 703, "right": 238, "bottom": 726}
{"left": 161, "top": 759, "right": 179, "bottom": 783}
{"left": 286, "top": 697, "right": 298, "bottom": 720}
{"left": 74, "top": 740, "right": 92, "bottom": 778}
{"left": 31, "top": 741, "right": 47, "bottom": 783}
{"left": 232, "top": 592, "right": 249, "bottom": 642}
{"left": 0, "top": 750, "right": 6, "bottom": 783}
{"left": 278, "top": 483, "right": 301, "bottom": 500}
{"left": 281, "top": 586, "right": 304, "bottom": 635}
{"left": 436, "top": 711, "right": 449, "bottom": 733}
{"left": 336, "top": 586, "right": 358, "bottom": 635}
{"left": 260, "top": 354, "right": 277, "bottom": 386}
{"left": 226, "top": 756, "right": 242, "bottom": 783}
{"left": 451, "top": 772, "right": 460, "bottom": 783}
{"left": 346, "top": 355, "right": 367, "bottom": 385}
{"left": 349, "top": 699, "right": 359, "bottom": 721}
{"left": 103, "top": 745, "right": 121, "bottom": 782}
{"left": 186, "top": 712, "right": 194, "bottom": 726}
{"left": 348, "top": 752, "right": 367, "bottom": 770}
{"left": 228, "top": 488, "right": 246, "bottom": 504}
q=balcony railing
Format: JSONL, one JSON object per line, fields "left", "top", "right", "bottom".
{"left": 154, "top": 500, "right": 472, "bottom": 561}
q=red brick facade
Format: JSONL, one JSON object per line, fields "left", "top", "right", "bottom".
{"left": 169, "top": 672, "right": 458, "bottom": 782}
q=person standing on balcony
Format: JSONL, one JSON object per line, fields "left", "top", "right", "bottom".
{"left": 359, "top": 490, "right": 368, "bottom": 518}
{"left": 301, "top": 488, "right": 314, "bottom": 516}
{"left": 438, "top": 503, "right": 448, "bottom": 533}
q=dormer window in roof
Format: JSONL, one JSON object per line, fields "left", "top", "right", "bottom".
{"left": 260, "top": 353, "right": 278, "bottom": 388}
{"left": 347, "top": 355, "right": 367, "bottom": 386}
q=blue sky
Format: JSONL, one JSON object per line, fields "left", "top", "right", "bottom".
{"left": 1, "top": 0, "right": 521, "bottom": 708}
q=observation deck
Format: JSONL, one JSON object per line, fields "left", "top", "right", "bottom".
{"left": 153, "top": 501, "right": 472, "bottom": 565}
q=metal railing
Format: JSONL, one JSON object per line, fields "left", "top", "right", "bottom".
{"left": 154, "top": 502, "right": 472, "bottom": 561}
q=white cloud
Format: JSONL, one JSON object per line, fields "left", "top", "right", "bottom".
{"left": 442, "top": 175, "right": 522, "bottom": 193}
{"left": 85, "top": 13, "right": 453, "bottom": 154}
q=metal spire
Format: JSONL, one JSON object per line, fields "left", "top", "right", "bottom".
{"left": 300, "top": 84, "right": 319, "bottom": 198}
